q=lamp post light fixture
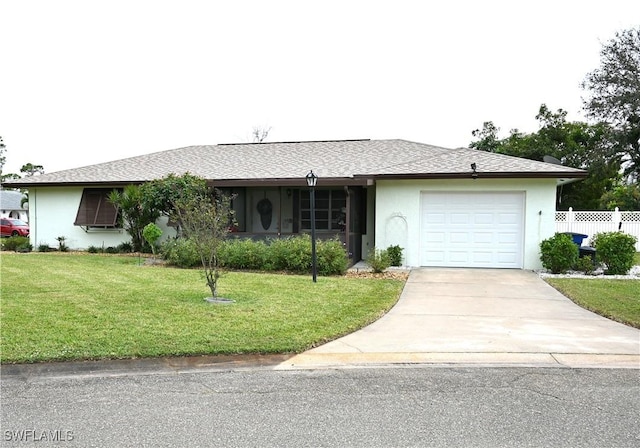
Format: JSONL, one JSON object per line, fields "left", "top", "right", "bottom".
{"left": 306, "top": 170, "right": 318, "bottom": 282}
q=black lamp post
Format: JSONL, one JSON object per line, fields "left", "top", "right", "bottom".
{"left": 306, "top": 170, "right": 318, "bottom": 282}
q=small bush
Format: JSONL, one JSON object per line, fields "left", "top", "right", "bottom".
{"left": 56, "top": 236, "right": 68, "bottom": 252}
{"left": 540, "top": 233, "right": 578, "bottom": 274}
{"left": 592, "top": 231, "right": 638, "bottom": 275}
{"left": 386, "top": 245, "right": 403, "bottom": 267}
{"left": 367, "top": 248, "right": 391, "bottom": 273}
{"left": 219, "top": 238, "right": 268, "bottom": 270}
{"left": 104, "top": 246, "right": 119, "bottom": 254}
{"left": 117, "top": 241, "right": 134, "bottom": 254}
{"left": 574, "top": 256, "right": 595, "bottom": 275}
{"left": 87, "top": 245, "right": 101, "bottom": 254}
{"left": 16, "top": 242, "right": 33, "bottom": 252}
{"left": 2, "top": 236, "right": 31, "bottom": 252}
{"left": 161, "top": 237, "right": 200, "bottom": 268}
{"left": 268, "top": 236, "right": 312, "bottom": 273}
{"left": 317, "top": 238, "right": 349, "bottom": 276}
{"left": 37, "top": 244, "right": 53, "bottom": 252}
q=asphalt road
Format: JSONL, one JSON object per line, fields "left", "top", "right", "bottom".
{"left": 2, "top": 366, "right": 639, "bottom": 447}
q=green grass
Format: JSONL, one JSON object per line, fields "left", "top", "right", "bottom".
{"left": 0, "top": 253, "right": 405, "bottom": 364}
{"left": 545, "top": 278, "right": 640, "bottom": 329}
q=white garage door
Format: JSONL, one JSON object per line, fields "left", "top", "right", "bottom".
{"left": 420, "top": 192, "right": 524, "bottom": 268}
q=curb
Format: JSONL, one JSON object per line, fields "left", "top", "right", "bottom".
{"left": 2, "top": 352, "right": 638, "bottom": 380}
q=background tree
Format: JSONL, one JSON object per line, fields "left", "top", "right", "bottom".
{"left": 0, "top": 136, "right": 5, "bottom": 174}
{"left": 251, "top": 126, "right": 271, "bottom": 143}
{"left": 471, "top": 104, "right": 621, "bottom": 209}
{"left": 599, "top": 183, "right": 640, "bottom": 210}
{"left": 582, "top": 27, "right": 640, "bottom": 181}
{"left": 0, "top": 136, "right": 20, "bottom": 183}
{"left": 19, "top": 163, "right": 45, "bottom": 177}
{"left": 173, "top": 189, "right": 234, "bottom": 300}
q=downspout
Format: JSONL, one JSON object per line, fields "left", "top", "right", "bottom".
{"left": 32, "top": 188, "right": 37, "bottom": 248}
{"left": 344, "top": 186, "right": 351, "bottom": 263}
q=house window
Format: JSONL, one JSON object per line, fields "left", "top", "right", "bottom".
{"left": 300, "top": 189, "right": 346, "bottom": 231}
{"left": 74, "top": 189, "right": 120, "bottom": 228}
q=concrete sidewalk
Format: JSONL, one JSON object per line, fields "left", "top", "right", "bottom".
{"left": 280, "top": 268, "right": 640, "bottom": 369}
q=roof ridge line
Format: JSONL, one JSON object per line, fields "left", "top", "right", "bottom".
{"left": 217, "top": 139, "right": 371, "bottom": 146}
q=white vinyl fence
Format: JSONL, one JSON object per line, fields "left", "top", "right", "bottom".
{"left": 556, "top": 207, "right": 640, "bottom": 251}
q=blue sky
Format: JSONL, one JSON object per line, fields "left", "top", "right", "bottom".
{"left": 1, "top": 0, "right": 639, "bottom": 174}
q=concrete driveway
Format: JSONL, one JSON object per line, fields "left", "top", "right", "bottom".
{"left": 283, "top": 268, "right": 640, "bottom": 369}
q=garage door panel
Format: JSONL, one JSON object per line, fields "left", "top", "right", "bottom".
{"left": 474, "top": 213, "right": 495, "bottom": 225}
{"left": 420, "top": 192, "right": 524, "bottom": 268}
{"left": 450, "top": 232, "right": 470, "bottom": 243}
{"left": 473, "top": 232, "right": 493, "bottom": 244}
{"left": 425, "top": 213, "right": 446, "bottom": 224}
{"left": 450, "top": 213, "right": 471, "bottom": 224}
{"left": 449, "top": 251, "right": 472, "bottom": 263}
{"left": 497, "top": 232, "right": 519, "bottom": 244}
{"left": 497, "top": 252, "right": 518, "bottom": 263}
{"left": 424, "top": 252, "right": 446, "bottom": 263}
{"left": 498, "top": 213, "right": 519, "bottom": 224}
{"left": 426, "top": 232, "right": 445, "bottom": 243}
{"left": 470, "top": 250, "right": 491, "bottom": 260}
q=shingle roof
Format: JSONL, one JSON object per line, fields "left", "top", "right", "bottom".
{"left": 0, "top": 190, "right": 27, "bottom": 210}
{"left": 3, "top": 139, "right": 587, "bottom": 187}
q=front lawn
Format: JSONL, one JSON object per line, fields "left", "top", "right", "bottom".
{"left": 0, "top": 253, "right": 405, "bottom": 364}
{"left": 545, "top": 278, "right": 640, "bottom": 329}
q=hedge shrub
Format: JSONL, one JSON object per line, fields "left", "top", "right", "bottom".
{"left": 592, "top": 231, "right": 637, "bottom": 275}
{"left": 540, "top": 233, "right": 578, "bottom": 274}
{"left": 219, "top": 238, "right": 268, "bottom": 270}
{"left": 316, "top": 238, "right": 349, "bottom": 276}
{"left": 169, "top": 235, "right": 348, "bottom": 276}
{"left": 2, "top": 236, "right": 32, "bottom": 252}
{"left": 160, "top": 237, "right": 200, "bottom": 268}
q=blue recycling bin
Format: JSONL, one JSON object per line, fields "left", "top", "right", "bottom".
{"left": 562, "top": 232, "right": 596, "bottom": 261}
{"left": 563, "top": 232, "right": 588, "bottom": 246}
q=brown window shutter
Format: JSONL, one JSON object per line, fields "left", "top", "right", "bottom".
{"left": 74, "top": 189, "right": 119, "bottom": 226}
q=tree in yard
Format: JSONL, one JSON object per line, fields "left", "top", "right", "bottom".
{"left": 142, "top": 223, "right": 163, "bottom": 258}
{"left": 172, "top": 189, "right": 235, "bottom": 300}
{"left": 470, "top": 104, "right": 621, "bottom": 209}
{"left": 582, "top": 27, "right": 640, "bottom": 181}
{"left": 108, "top": 185, "right": 160, "bottom": 252}
{"left": 139, "top": 173, "right": 209, "bottom": 233}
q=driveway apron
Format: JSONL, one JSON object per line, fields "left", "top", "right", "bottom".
{"left": 284, "top": 268, "right": 640, "bottom": 369}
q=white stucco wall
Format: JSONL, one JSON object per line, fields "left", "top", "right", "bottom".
{"left": 374, "top": 178, "right": 558, "bottom": 270}
{"left": 29, "top": 187, "right": 175, "bottom": 250}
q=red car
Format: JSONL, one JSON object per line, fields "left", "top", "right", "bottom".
{"left": 0, "top": 218, "right": 30, "bottom": 237}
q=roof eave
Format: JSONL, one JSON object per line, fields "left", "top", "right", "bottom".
{"left": 359, "top": 171, "right": 589, "bottom": 181}
{"left": 3, "top": 177, "right": 370, "bottom": 189}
